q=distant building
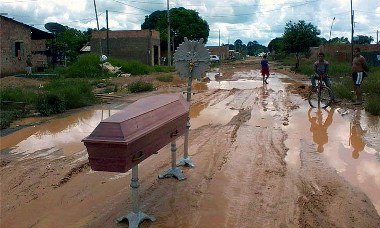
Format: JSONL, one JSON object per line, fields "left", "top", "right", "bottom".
{"left": 91, "top": 30, "right": 161, "bottom": 66}
{"left": 207, "top": 45, "right": 229, "bottom": 60}
{"left": 0, "top": 15, "right": 54, "bottom": 77}
{"left": 310, "top": 44, "right": 380, "bottom": 66}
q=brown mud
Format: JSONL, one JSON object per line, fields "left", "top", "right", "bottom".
{"left": 1, "top": 58, "right": 379, "bottom": 227}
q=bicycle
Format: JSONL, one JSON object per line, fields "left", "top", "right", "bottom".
{"left": 307, "top": 75, "right": 333, "bottom": 108}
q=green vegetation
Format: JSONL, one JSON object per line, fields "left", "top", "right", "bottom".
{"left": 156, "top": 74, "right": 174, "bottom": 82}
{"left": 1, "top": 54, "right": 173, "bottom": 129}
{"left": 127, "top": 81, "right": 155, "bottom": 93}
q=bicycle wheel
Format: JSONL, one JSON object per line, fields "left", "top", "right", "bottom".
{"left": 308, "top": 86, "right": 333, "bottom": 108}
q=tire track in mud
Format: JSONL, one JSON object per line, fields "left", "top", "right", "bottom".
{"left": 190, "top": 85, "right": 302, "bottom": 227}
{"left": 297, "top": 139, "right": 380, "bottom": 227}
{"left": 53, "top": 162, "right": 90, "bottom": 188}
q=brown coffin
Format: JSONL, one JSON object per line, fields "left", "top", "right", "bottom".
{"left": 82, "top": 93, "right": 189, "bottom": 172}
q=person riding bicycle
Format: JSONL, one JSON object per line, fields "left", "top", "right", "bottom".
{"left": 310, "top": 52, "right": 337, "bottom": 103}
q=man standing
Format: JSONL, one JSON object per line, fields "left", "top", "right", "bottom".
{"left": 261, "top": 54, "right": 269, "bottom": 84}
{"left": 352, "top": 47, "right": 369, "bottom": 105}
{"left": 26, "top": 54, "right": 32, "bottom": 76}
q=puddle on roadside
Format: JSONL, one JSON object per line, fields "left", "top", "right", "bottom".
{"left": 0, "top": 106, "right": 122, "bottom": 160}
{"left": 189, "top": 96, "right": 239, "bottom": 129}
{"left": 285, "top": 96, "right": 380, "bottom": 214}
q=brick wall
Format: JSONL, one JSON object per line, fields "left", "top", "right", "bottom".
{"left": 310, "top": 44, "right": 380, "bottom": 62}
{"left": 0, "top": 17, "right": 31, "bottom": 76}
{"left": 0, "top": 17, "right": 49, "bottom": 77}
{"left": 207, "top": 46, "right": 229, "bottom": 60}
{"left": 91, "top": 30, "right": 161, "bottom": 65}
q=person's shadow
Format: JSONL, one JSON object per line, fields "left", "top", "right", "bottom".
{"left": 349, "top": 110, "right": 366, "bottom": 159}
{"left": 308, "top": 108, "right": 335, "bottom": 152}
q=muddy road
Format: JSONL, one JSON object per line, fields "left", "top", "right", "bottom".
{"left": 1, "top": 60, "right": 380, "bottom": 227}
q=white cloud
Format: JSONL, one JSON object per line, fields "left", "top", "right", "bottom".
{"left": 1, "top": 0, "right": 379, "bottom": 46}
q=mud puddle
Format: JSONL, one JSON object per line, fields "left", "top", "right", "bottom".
{"left": 1, "top": 67, "right": 379, "bottom": 227}
{"left": 201, "top": 69, "right": 380, "bottom": 214}
{"left": 0, "top": 103, "right": 125, "bottom": 160}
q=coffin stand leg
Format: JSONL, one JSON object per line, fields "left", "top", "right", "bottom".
{"left": 117, "top": 165, "right": 156, "bottom": 227}
{"left": 159, "top": 141, "right": 186, "bottom": 180}
{"left": 177, "top": 117, "right": 195, "bottom": 168}
{"left": 178, "top": 77, "right": 195, "bottom": 168}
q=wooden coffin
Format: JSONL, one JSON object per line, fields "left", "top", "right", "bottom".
{"left": 82, "top": 93, "right": 189, "bottom": 172}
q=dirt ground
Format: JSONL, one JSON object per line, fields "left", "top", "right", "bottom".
{"left": 1, "top": 58, "right": 379, "bottom": 227}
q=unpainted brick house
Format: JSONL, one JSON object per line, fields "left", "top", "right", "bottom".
{"left": 0, "top": 15, "right": 54, "bottom": 77}
{"left": 310, "top": 44, "right": 380, "bottom": 66}
{"left": 207, "top": 45, "right": 229, "bottom": 60}
{"left": 91, "top": 30, "right": 161, "bottom": 66}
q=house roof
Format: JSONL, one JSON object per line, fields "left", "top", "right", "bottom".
{"left": 0, "top": 15, "right": 54, "bottom": 40}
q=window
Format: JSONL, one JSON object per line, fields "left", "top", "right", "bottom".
{"left": 15, "top": 42, "right": 21, "bottom": 57}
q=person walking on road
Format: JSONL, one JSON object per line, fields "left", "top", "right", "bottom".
{"left": 351, "top": 47, "right": 369, "bottom": 105}
{"left": 26, "top": 54, "right": 32, "bottom": 76}
{"left": 261, "top": 54, "right": 269, "bottom": 84}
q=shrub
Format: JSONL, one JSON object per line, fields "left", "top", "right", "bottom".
{"left": 153, "top": 65, "right": 174, "bottom": 73}
{"left": 43, "top": 78, "right": 97, "bottom": 110}
{"left": 36, "top": 92, "right": 66, "bottom": 116}
{"left": 108, "top": 59, "right": 151, "bottom": 75}
{"left": 0, "top": 86, "right": 39, "bottom": 104}
{"left": 127, "top": 81, "right": 155, "bottom": 93}
{"left": 59, "top": 54, "right": 104, "bottom": 78}
{"left": 0, "top": 110, "right": 23, "bottom": 129}
{"left": 365, "top": 96, "right": 380, "bottom": 115}
{"left": 156, "top": 74, "right": 174, "bottom": 82}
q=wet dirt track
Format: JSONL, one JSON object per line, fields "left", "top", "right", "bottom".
{"left": 1, "top": 63, "right": 380, "bottom": 227}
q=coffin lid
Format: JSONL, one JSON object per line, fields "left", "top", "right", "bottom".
{"left": 82, "top": 93, "right": 189, "bottom": 144}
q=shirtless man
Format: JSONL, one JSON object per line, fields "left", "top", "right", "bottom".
{"left": 352, "top": 47, "right": 369, "bottom": 105}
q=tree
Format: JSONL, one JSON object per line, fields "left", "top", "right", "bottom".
{"left": 283, "top": 20, "right": 321, "bottom": 53}
{"left": 47, "top": 26, "right": 89, "bottom": 64}
{"left": 268, "top": 37, "right": 284, "bottom": 53}
{"left": 353, "top": 35, "right": 374, "bottom": 44}
{"left": 234, "top": 39, "right": 244, "bottom": 52}
{"left": 247, "top": 41, "right": 268, "bottom": 56}
{"left": 141, "top": 7, "right": 209, "bottom": 51}
{"left": 329, "top": 37, "right": 350, "bottom": 44}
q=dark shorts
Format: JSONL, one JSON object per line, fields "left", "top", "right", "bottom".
{"left": 352, "top": 72, "right": 366, "bottom": 85}
{"left": 261, "top": 69, "right": 269, "bottom": 76}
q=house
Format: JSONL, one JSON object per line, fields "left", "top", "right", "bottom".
{"left": 0, "top": 15, "right": 54, "bottom": 77}
{"left": 90, "top": 30, "right": 161, "bottom": 66}
{"left": 311, "top": 44, "right": 380, "bottom": 66}
{"left": 207, "top": 45, "right": 229, "bottom": 60}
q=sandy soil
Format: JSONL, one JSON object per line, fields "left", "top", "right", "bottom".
{"left": 1, "top": 58, "right": 379, "bottom": 227}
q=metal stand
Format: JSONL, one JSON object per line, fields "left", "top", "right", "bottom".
{"left": 117, "top": 165, "right": 156, "bottom": 227}
{"left": 158, "top": 141, "right": 186, "bottom": 180}
{"left": 177, "top": 76, "right": 195, "bottom": 168}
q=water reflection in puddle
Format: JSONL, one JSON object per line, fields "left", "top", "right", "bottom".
{"left": 285, "top": 99, "right": 380, "bottom": 213}
{"left": 0, "top": 107, "right": 121, "bottom": 160}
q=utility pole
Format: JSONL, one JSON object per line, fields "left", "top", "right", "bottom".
{"left": 350, "top": 0, "right": 354, "bottom": 62}
{"left": 329, "top": 17, "right": 335, "bottom": 41}
{"left": 93, "top": 0, "right": 102, "bottom": 55}
{"left": 167, "top": 0, "right": 171, "bottom": 66}
{"left": 218, "top": 29, "right": 220, "bottom": 47}
{"left": 106, "top": 10, "right": 109, "bottom": 55}
{"left": 377, "top": 30, "right": 379, "bottom": 44}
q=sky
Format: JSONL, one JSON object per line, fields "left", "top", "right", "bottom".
{"left": 1, "top": 0, "right": 379, "bottom": 46}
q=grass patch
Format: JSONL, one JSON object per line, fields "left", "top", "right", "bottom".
{"left": 43, "top": 78, "right": 97, "bottom": 109}
{"left": 127, "top": 81, "right": 155, "bottom": 93}
{"left": 365, "top": 96, "right": 380, "bottom": 115}
{"left": 58, "top": 54, "right": 105, "bottom": 78}
{"left": 156, "top": 74, "right": 174, "bottom": 82}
